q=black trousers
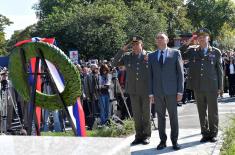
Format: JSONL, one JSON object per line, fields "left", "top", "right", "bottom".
{"left": 228, "top": 74, "right": 235, "bottom": 96}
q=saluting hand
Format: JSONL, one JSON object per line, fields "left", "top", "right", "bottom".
{"left": 122, "top": 44, "right": 130, "bottom": 53}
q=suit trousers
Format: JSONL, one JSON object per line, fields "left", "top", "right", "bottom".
{"left": 130, "top": 94, "right": 151, "bottom": 140}
{"left": 155, "top": 95, "right": 179, "bottom": 143}
{"left": 194, "top": 91, "right": 218, "bottom": 137}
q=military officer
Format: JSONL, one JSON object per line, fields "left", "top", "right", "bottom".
{"left": 180, "top": 28, "right": 223, "bottom": 143}
{"left": 112, "top": 36, "right": 151, "bottom": 145}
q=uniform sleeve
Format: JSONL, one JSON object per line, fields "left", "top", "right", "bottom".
{"left": 148, "top": 54, "right": 154, "bottom": 95}
{"left": 215, "top": 49, "right": 223, "bottom": 90}
{"left": 111, "top": 50, "right": 126, "bottom": 67}
{"left": 176, "top": 50, "right": 184, "bottom": 94}
{"left": 179, "top": 44, "right": 190, "bottom": 60}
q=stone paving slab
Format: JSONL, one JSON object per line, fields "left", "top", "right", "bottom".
{"left": 0, "top": 136, "right": 130, "bottom": 155}
{"left": 127, "top": 129, "right": 223, "bottom": 155}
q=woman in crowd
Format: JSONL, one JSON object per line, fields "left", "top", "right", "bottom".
{"left": 98, "top": 64, "right": 112, "bottom": 125}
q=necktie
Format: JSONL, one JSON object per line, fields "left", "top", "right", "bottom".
{"left": 159, "top": 51, "right": 164, "bottom": 65}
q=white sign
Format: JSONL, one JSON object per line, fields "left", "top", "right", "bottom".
{"left": 69, "top": 50, "right": 78, "bottom": 64}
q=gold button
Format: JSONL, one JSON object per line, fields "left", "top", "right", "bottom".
{"left": 136, "top": 78, "right": 139, "bottom": 80}
{"left": 136, "top": 68, "right": 139, "bottom": 70}
{"left": 201, "top": 74, "right": 203, "bottom": 76}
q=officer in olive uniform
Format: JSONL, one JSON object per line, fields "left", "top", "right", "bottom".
{"left": 180, "top": 28, "right": 223, "bottom": 143}
{"left": 112, "top": 36, "right": 151, "bottom": 145}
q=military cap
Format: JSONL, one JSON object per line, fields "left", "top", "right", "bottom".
{"left": 196, "top": 28, "right": 210, "bottom": 36}
{"left": 131, "top": 35, "right": 143, "bottom": 43}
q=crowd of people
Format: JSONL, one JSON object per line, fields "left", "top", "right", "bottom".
{"left": 0, "top": 27, "right": 234, "bottom": 151}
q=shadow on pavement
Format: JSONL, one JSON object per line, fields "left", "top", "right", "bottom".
{"left": 178, "top": 133, "right": 201, "bottom": 140}
{"left": 218, "top": 97, "right": 235, "bottom": 103}
{"left": 131, "top": 140, "right": 203, "bottom": 155}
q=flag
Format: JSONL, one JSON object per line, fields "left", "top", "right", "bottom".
{"left": 72, "top": 98, "right": 86, "bottom": 136}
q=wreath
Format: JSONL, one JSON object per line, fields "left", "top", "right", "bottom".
{"left": 9, "top": 42, "right": 81, "bottom": 110}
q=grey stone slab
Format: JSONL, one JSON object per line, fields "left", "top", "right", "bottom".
{"left": 0, "top": 136, "right": 130, "bottom": 155}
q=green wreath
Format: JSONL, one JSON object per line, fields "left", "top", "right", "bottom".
{"left": 9, "top": 42, "right": 81, "bottom": 110}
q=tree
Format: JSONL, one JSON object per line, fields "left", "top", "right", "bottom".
{"left": 6, "top": 25, "right": 37, "bottom": 52}
{"left": 33, "top": 0, "right": 168, "bottom": 59}
{"left": 0, "top": 14, "right": 12, "bottom": 55}
{"left": 217, "top": 22, "right": 235, "bottom": 50}
{"left": 125, "top": 1, "right": 167, "bottom": 50}
{"left": 186, "top": 0, "right": 235, "bottom": 38}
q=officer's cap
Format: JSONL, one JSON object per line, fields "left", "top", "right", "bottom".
{"left": 131, "top": 36, "right": 143, "bottom": 44}
{"left": 196, "top": 28, "right": 210, "bottom": 36}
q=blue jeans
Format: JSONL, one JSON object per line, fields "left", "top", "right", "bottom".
{"left": 43, "top": 110, "right": 62, "bottom": 132}
{"left": 99, "top": 94, "right": 110, "bottom": 125}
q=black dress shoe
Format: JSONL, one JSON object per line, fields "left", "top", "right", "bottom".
{"left": 209, "top": 137, "right": 217, "bottom": 143}
{"left": 157, "top": 141, "right": 166, "bottom": 150}
{"left": 200, "top": 136, "right": 210, "bottom": 143}
{"left": 131, "top": 139, "right": 142, "bottom": 146}
{"left": 172, "top": 143, "right": 181, "bottom": 150}
{"left": 142, "top": 138, "right": 150, "bottom": 145}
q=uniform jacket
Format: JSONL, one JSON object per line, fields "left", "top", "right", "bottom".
{"left": 181, "top": 45, "right": 223, "bottom": 92}
{"left": 112, "top": 50, "right": 149, "bottom": 96}
{"left": 148, "top": 48, "right": 184, "bottom": 96}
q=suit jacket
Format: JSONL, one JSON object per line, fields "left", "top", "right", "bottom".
{"left": 148, "top": 48, "right": 184, "bottom": 96}
{"left": 112, "top": 50, "right": 149, "bottom": 96}
{"left": 181, "top": 46, "right": 223, "bottom": 92}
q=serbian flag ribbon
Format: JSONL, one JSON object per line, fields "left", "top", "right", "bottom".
{"left": 29, "top": 58, "right": 42, "bottom": 130}
{"left": 46, "top": 58, "right": 86, "bottom": 137}
{"left": 72, "top": 98, "right": 86, "bottom": 136}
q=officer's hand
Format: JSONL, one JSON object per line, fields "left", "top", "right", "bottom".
{"left": 176, "top": 94, "right": 183, "bottom": 102}
{"left": 144, "top": 54, "right": 148, "bottom": 62}
{"left": 122, "top": 44, "right": 129, "bottom": 53}
{"left": 149, "top": 95, "right": 155, "bottom": 104}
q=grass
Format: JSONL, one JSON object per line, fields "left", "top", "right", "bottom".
{"left": 220, "top": 116, "right": 235, "bottom": 155}
{"left": 41, "top": 119, "right": 135, "bottom": 137}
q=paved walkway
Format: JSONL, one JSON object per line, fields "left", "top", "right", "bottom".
{"left": 126, "top": 93, "right": 235, "bottom": 155}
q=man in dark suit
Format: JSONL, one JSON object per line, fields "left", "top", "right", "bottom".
{"left": 112, "top": 36, "right": 151, "bottom": 145}
{"left": 180, "top": 28, "right": 223, "bottom": 143}
{"left": 148, "top": 32, "right": 184, "bottom": 150}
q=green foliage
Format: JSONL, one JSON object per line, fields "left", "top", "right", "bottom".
{"left": 32, "top": 0, "right": 168, "bottom": 59}
{"left": 6, "top": 25, "right": 37, "bottom": 52}
{"left": 125, "top": 1, "right": 167, "bottom": 50}
{"left": 0, "top": 14, "right": 12, "bottom": 55}
{"left": 220, "top": 116, "right": 235, "bottom": 155}
{"left": 88, "top": 119, "right": 135, "bottom": 137}
{"left": 217, "top": 23, "right": 235, "bottom": 50}
{"left": 186, "top": 0, "right": 235, "bottom": 38}
{"left": 0, "top": 14, "right": 13, "bottom": 32}
{"left": 41, "top": 119, "right": 135, "bottom": 137}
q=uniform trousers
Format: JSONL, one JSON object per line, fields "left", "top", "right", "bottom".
{"left": 130, "top": 94, "right": 151, "bottom": 140}
{"left": 194, "top": 91, "right": 218, "bottom": 137}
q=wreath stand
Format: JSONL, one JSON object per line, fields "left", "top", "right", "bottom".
{"left": 19, "top": 48, "right": 77, "bottom": 136}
